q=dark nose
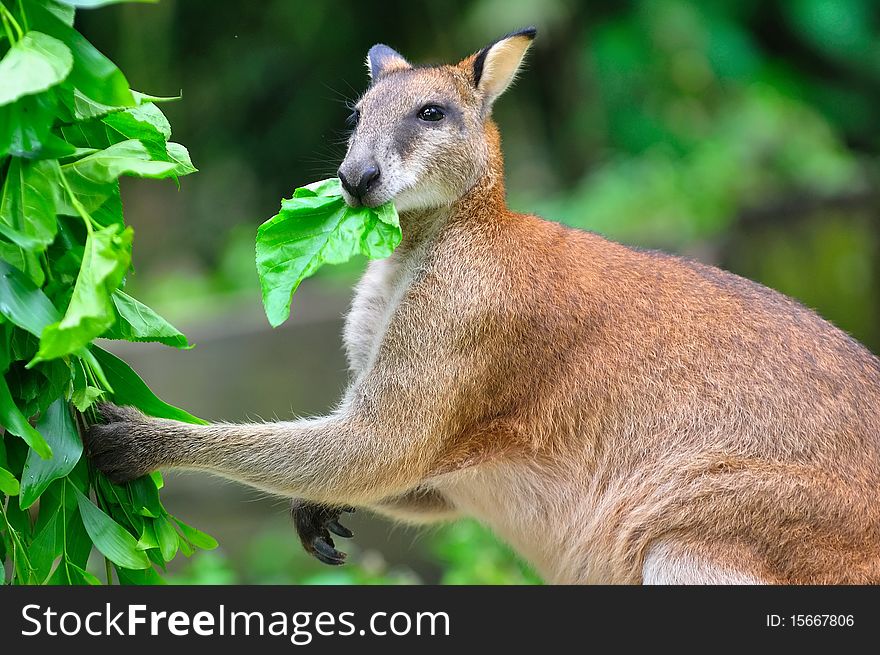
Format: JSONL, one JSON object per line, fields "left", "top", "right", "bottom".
{"left": 338, "top": 165, "right": 380, "bottom": 200}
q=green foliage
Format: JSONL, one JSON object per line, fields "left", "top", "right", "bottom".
{"left": 74, "top": 484, "right": 150, "bottom": 569}
{"left": 255, "top": 178, "right": 401, "bottom": 327}
{"left": 169, "top": 521, "right": 420, "bottom": 585}
{"left": 433, "top": 521, "right": 541, "bottom": 585}
{"left": 19, "top": 398, "right": 80, "bottom": 508}
{"left": 517, "top": 1, "right": 869, "bottom": 252}
{"left": 168, "top": 519, "right": 542, "bottom": 585}
{"left": 0, "top": 0, "right": 212, "bottom": 585}
{"left": 0, "top": 31, "right": 72, "bottom": 107}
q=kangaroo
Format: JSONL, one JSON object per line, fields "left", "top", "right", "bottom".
{"left": 87, "top": 27, "right": 880, "bottom": 584}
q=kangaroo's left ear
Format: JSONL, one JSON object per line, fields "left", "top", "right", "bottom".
{"left": 461, "top": 27, "right": 536, "bottom": 110}
{"left": 366, "top": 44, "right": 411, "bottom": 81}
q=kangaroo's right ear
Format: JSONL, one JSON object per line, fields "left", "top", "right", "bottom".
{"left": 366, "top": 44, "right": 411, "bottom": 81}
{"left": 463, "top": 27, "right": 536, "bottom": 111}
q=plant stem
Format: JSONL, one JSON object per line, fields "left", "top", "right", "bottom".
{"left": 41, "top": 251, "right": 54, "bottom": 283}
{"left": 0, "top": 2, "right": 23, "bottom": 42}
{"left": 16, "top": 0, "right": 27, "bottom": 32}
{"left": 61, "top": 481, "right": 72, "bottom": 583}
{"left": 83, "top": 356, "right": 100, "bottom": 390}
{"left": 105, "top": 557, "right": 113, "bottom": 585}
{"left": 57, "top": 168, "right": 96, "bottom": 235}
{"left": 1, "top": 12, "right": 16, "bottom": 45}
{"left": 0, "top": 498, "right": 33, "bottom": 583}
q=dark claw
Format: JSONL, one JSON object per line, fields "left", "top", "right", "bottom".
{"left": 311, "top": 535, "right": 346, "bottom": 565}
{"left": 312, "top": 548, "right": 346, "bottom": 566}
{"left": 291, "top": 501, "right": 355, "bottom": 566}
{"left": 327, "top": 520, "right": 354, "bottom": 539}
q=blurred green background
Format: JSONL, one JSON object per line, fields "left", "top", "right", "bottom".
{"left": 74, "top": 0, "right": 879, "bottom": 583}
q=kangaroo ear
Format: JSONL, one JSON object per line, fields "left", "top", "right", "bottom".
{"left": 366, "top": 44, "right": 411, "bottom": 81}
{"left": 467, "top": 27, "right": 536, "bottom": 108}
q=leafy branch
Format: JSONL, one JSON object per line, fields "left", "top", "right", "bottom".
{"left": 0, "top": 0, "right": 212, "bottom": 585}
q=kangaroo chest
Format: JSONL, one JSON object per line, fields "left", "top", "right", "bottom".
{"left": 342, "top": 241, "right": 430, "bottom": 376}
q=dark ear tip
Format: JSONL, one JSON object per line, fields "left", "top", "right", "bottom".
{"left": 515, "top": 26, "right": 537, "bottom": 40}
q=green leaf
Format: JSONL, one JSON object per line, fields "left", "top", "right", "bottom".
{"left": 29, "top": 3, "right": 135, "bottom": 111}
{"left": 0, "top": 466, "right": 20, "bottom": 495}
{"left": 114, "top": 564, "right": 165, "bottom": 585}
{"left": 2, "top": 473, "right": 36, "bottom": 581}
{"left": 71, "top": 384, "right": 103, "bottom": 411}
{"left": 136, "top": 521, "right": 158, "bottom": 551}
{"left": 77, "top": 345, "right": 112, "bottom": 391}
{"left": 177, "top": 533, "right": 193, "bottom": 557}
{"left": 61, "top": 106, "right": 195, "bottom": 178}
{"left": 154, "top": 517, "right": 178, "bottom": 561}
{"left": 174, "top": 519, "right": 218, "bottom": 550}
{"left": 73, "top": 485, "right": 151, "bottom": 569}
{"left": 19, "top": 398, "right": 82, "bottom": 508}
{"left": 0, "top": 92, "right": 57, "bottom": 158}
{"left": 293, "top": 178, "right": 345, "bottom": 198}
{"left": 128, "top": 475, "right": 163, "bottom": 518}
{"left": 255, "top": 178, "right": 401, "bottom": 327}
{"left": 0, "top": 374, "right": 53, "bottom": 458}
{"left": 61, "top": 139, "right": 178, "bottom": 183}
{"left": 123, "top": 102, "right": 171, "bottom": 140}
{"left": 0, "top": 259, "right": 61, "bottom": 336}
{"left": 105, "top": 290, "right": 190, "bottom": 348}
{"left": 101, "top": 103, "right": 170, "bottom": 156}
{"left": 65, "top": 517, "right": 93, "bottom": 569}
{"left": 19, "top": 359, "right": 73, "bottom": 419}
{"left": 130, "top": 90, "right": 180, "bottom": 105}
{"left": 64, "top": 103, "right": 165, "bottom": 152}
{"left": 69, "top": 562, "right": 102, "bottom": 585}
{"left": 0, "top": 31, "right": 73, "bottom": 106}
{"left": 0, "top": 241, "right": 46, "bottom": 286}
{"left": 374, "top": 200, "right": 400, "bottom": 226}
{"left": 89, "top": 345, "right": 207, "bottom": 424}
{"left": 58, "top": 120, "right": 171, "bottom": 217}
{"left": 164, "top": 142, "right": 197, "bottom": 176}
{"left": 30, "top": 505, "right": 63, "bottom": 581}
{"left": 0, "top": 158, "right": 61, "bottom": 251}
{"left": 26, "top": 133, "right": 78, "bottom": 160}
{"left": 55, "top": 170, "right": 116, "bottom": 215}
{"left": 89, "top": 183, "right": 123, "bottom": 226}
{"left": 37, "top": 0, "right": 76, "bottom": 26}
{"left": 35, "top": 223, "right": 133, "bottom": 361}
{"left": 48, "top": 558, "right": 102, "bottom": 585}
{"left": 69, "top": 88, "right": 128, "bottom": 121}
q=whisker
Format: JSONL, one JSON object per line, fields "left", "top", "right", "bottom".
{"left": 320, "top": 80, "right": 360, "bottom": 109}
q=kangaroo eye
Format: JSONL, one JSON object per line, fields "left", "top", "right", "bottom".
{"left": 417, "top": 105, "right": 445, "bottom": 122}
{"left": 346, "top": 109, "right": 360, "bottom": 128}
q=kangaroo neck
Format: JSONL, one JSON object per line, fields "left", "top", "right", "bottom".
{"left": 395, "top": 155, "right": 508, "bottom": 251}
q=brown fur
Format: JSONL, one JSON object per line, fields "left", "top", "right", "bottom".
{"left": 87, "top": 30, "right": 880, "bottom": 584}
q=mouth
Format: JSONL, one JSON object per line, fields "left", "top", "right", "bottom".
{"left": 341, "top": 187, "right": 393, "bottom": 209}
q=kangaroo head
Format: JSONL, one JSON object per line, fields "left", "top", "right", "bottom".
{"left": 338, "top": 27, "right": 536, "bottom": 212}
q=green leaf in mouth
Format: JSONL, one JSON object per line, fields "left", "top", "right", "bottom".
{"left": 255, "top": 177, "right": 401, "bottom": 327}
